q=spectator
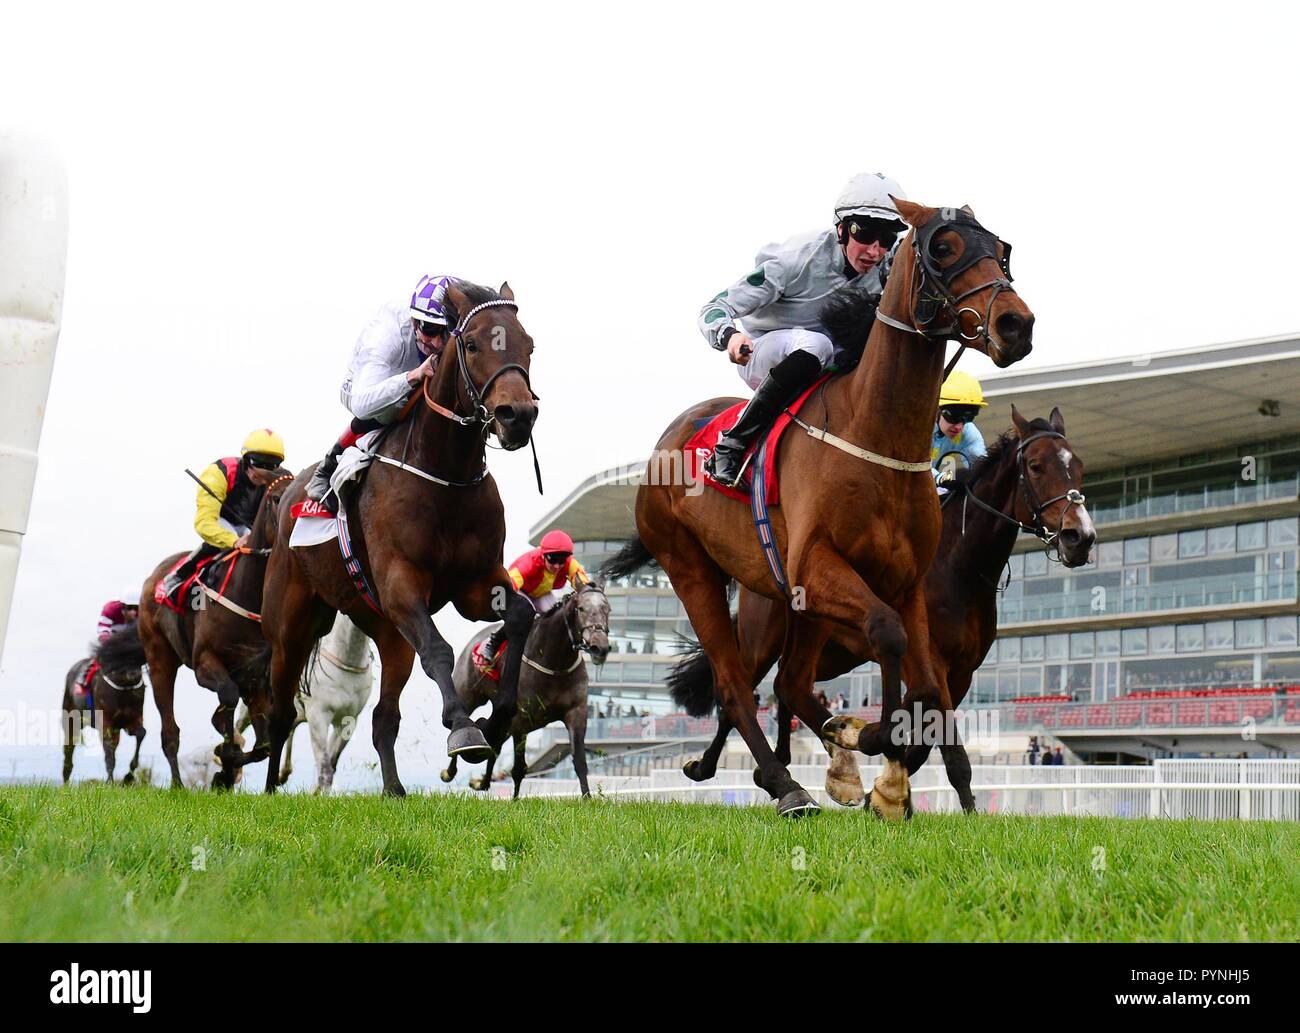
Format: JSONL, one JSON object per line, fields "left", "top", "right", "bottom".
{"left": 836, "top": 692, "right": 849, "bottom": 712}
{"left": 1052, "top": 745, "right": 1064, "bottom": 765}
{"left": 1027, "top": 736, "right": 1041, "bottom": 765}
{"left": 815, "top": 690, "right": 830, "bottom": 709}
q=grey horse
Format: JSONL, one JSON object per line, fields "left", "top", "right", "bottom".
{"left": 443, "top": 582, "right": 610, "bottom": 797}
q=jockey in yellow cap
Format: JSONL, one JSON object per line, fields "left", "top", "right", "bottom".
{"left": 160, "top": 429, "right": 287, "bottom": 597}
{"left": 932, "top": 371, "right": 988, "bottom": 488}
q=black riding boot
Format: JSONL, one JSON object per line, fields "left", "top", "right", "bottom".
{"left": 306, "top": 441, "right": 346, "bottom": 508}
{"left": 705, "top": 349, "right": 823, "bottom": 487}
{"left": 160, "top": 543, "right": 220, "bottom": 598}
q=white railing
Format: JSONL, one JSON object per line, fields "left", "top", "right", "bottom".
{"left": 498, "top": 759, "right": 1300, "bottom": 820}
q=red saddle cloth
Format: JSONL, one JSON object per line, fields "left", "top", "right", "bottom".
{"left": 153, "top": 553, "right": 223, "bottom": 613}
{"left": 471, "top": 639, "right": 506, "bottom": 682}
{"left": 684, "top": 374, "right": 832, "bottom": 505}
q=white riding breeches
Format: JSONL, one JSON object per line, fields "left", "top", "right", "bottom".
{"left": 738, "top": 327, "right": 835, "bottom": 390}
{"left": 529, "top": 591, "right": 560, "bottom": 615}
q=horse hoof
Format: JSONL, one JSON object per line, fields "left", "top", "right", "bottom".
{"left": 682, "top": 759, "right": 707, "bottom": 783}
{"left": 469, "top": 777, "right": 489, "bottom": 792}
{"left": 752, "top": 767, "right": 765, "bottom": 789}
{"left": 867, "top": 787, "right": 910, "bottom": 822}
{"left": 447, "top": 726, "right": 494, "bottom": 764}
{"left": 822, "top": 715, "right": 866, "bottom": 750}
{"left": 383, "top": 783, "right": 407, "bottom": 798}
{"left": 824, "top": 745, "right": 865, "bottom": 807}
{"left": 776, "top": 788, "right": 820, "bottom": 818}
{"left": 122, "top": 773, "right": 135, "bottom": 787}
{"left": 439, "top": 768, "right": 453, "bottom": 783}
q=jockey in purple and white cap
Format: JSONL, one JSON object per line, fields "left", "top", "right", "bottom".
{"left": 305, "top": 273, "right": 461, "bottom": 510}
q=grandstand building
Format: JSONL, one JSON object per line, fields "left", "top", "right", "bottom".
{"left": 532, "top": 335, "right": 1300, "bottom": 761}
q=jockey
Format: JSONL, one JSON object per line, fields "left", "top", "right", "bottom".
{"left": 932, "top": 370, "right": 988, "bottom": 487}
{"left": 159, "top": 429, "right": 286, "bottom": 596}
{"left": 305, "top": 274, "right": 459, "bottom": 512}
{"left": 97, "top": 587, "right": 140, "bottom": 641}
{"left": 475, "top": 530, "right": 592, "bottom": 671}
{"left": 700, "top": 172, "right": 907, "bottom": 486}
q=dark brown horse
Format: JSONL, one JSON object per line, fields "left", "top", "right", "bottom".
{"left": 260, "top": 281, "right": 539, "bottom": 796}
{"left": 668, "top": 406, "right": 1095, "bottom": 810}
{"left": 608, "top": 199, "right": 1035, "bottom": 817}
{"left": 61, "top": 625, "right": 150, "bottom": 784}
{"left": 442, "top": 581, "right": 611, "bottom": 797}
{"left": 138, "top": 469, "right": 294, "bottom": 787}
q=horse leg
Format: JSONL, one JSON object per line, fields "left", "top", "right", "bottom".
{"left": 122, "top": 720, "right": 146, "bottom": 786}
{"left": 62, "top": 706, "right": 76, "bottom": 784}
{"left": 323, "top": 715, "right": 351, "bottom": 792}
{"left": 773, "top": 618, "right": 864, "bottom": 807}
{"left": 102, "top": 724, "right": 119, "bottom": 783}
{"left": 786, "top": 540, "right": 910, "bottom": 820}
{"left": 683, "top": 715, "right": 731, "bottom": 783}
{"left": 306, "top": 700, "right": 332, "bottom": 792}
{"left": 368, "top": 623, "right": 416, "bottom": 797}
{"left": 440, "top": 753, "right": 459, "bottom": 785}
{"left": 146, "top": 649, "right": 184, "bottom": 788}
{"left": 510, "top": 733, "right": 528, "bottom": 799}
{"left": 279, "top": 704, "right": 305, "bottom": 786}
{"left": 565, "top": 708, "right": 590, "bottom": 798}
{"left": 662, "top": 553, "right": 814, "bottom": 815}
{"left": 453, "top": 582, "right": 534, "bottom": 755}
{"left": 201, "top": 657, "right": 244, "bottom": 790}
{"left": 775, "top": 699, "right": 793, "bottom": 766}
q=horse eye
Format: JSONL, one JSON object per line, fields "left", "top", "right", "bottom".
{"left": 465, "top": 339, "right": 477, "bottom": 352}
{"left": 932, "top": 242, "right": 951, "bottom": 258}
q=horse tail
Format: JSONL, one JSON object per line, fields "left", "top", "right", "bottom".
{"left": 600, "top": 536, "right": 655, "bottom": 581}
{"left": 298, "top": 637, "right": 323, "bottom": 696}
{"left": 93, "top": 623, "right": 146, "bottom": 670}
{"left": 666, "top": 641, "right": 717, "bottom": 718}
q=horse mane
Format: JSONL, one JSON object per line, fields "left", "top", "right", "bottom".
{"left": 249, "top": 469, "right": 293, "bottom": 549}
{"left": 94, "top": 623, "right": 146, "bottom": 671}
{"left": 819, "top": 283, "right": 879, "bottom": 354}
{"left": 957, "top": 417, "right": 1056, "bottom": 486}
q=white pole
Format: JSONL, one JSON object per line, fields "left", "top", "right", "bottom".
{"left": 0, "top": 131, "right": 68, "bottom": 666}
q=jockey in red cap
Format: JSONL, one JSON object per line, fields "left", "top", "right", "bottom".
{"left": 473, "top": 529, "right": 592, "bottom": 674}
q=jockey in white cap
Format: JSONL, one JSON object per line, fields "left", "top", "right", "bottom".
{"left": 699, "top": 172, "right": 906, "bottom": 487}
{"left": 306, "top": 274, "right": 460, "bottom": 511}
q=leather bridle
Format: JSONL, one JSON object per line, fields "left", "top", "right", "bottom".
{"left": 876, "top": 208, "right": 1017, "bottom": 379}
{"left": 421, "top": 298, "right": 537, "bottom": 431}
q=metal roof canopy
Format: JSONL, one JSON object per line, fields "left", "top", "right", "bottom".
{"left": 531, "top": 334, "right": 1300, "bottom": 543}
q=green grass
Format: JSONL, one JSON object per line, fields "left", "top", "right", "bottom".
{"left": 0, "top": 784, "right": 1295, "bottom": 941}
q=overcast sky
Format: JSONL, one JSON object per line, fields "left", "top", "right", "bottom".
{"left": 3, "top": 1, "right": 1298, "bottom": 779}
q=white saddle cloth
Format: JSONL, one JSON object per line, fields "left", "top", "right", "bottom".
{"left": 288, "top": 429, "right": 384, "bottom": 550}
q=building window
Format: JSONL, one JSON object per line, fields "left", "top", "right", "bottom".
{"left": 1176, "top": 624, "right": 1205, "bottom": 652}
{"left": 1121, "top": 627, "right": 1148, "bottom": 655}
{"left": 1009, "top": 554, "right": 1024, "bottom": 579}
{"left": 1266, "top": 616, "right": 1298, "bottom": 647}
{"left": 1097, "top": 541, "right": 1123, "bottom": 567}
{"left": 627, "top": 596, "right": 658, "bottom": 617}
{"left": 1207, "top": 525, "right": 1236, "bottom": 555}
{"left": 1268, "top": 516, "right": 1299, "bottom": 547}
{"left": 1046, "top": 634, "right": 1069, "bottom": 661}
{"left": 1234, "top": 619, "right": 1264, "bottom": 649}
{"left": 1096, "top": 630, "right": 1121, "bottom": 656}
{"left": 1237, "top": 521, "right": 1266, "bottom": 551}
{"left": 984, "top": 640, "right": 997, "bottom": 664}
{"left": 1070, "top": 632, "right": 1094, "bottom": 659}
{"left": 1123, "top": 537, "right": 1150, "bottom": 565}
{"left": 1150, "top": 625, "right": 1176, "bottom": 654}
{"left": 655, "top": 596, "right": 679, "bottom": 617}
{"left": 1152, "top": 533, "right": 1179, "bottom": 562}
{"left": 1022, "top": 635, "right": 1045, "bottom": 661}
{"left": 1024, "top": 551, "right": 1048, "bottom": 578}
{"left": 1178, "top": 529, "right": 1207, "bottom": 559}
{"left": 1020, "top": 667, "right": 1043, "bottom": 695}
{"left": 1205, "top": 621, "right": 1235, "bottom": 650}
{"left": 1001, "top": 637, "right": 1020, "bottom": 663}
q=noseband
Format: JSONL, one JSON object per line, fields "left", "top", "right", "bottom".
{"left": 566, "top": 585, "right": 610, "bottom": 657}
{"left": 876, "top": 208, "right": 1016, "bottom": 378}
{"left": 953, "top": 430, "right": 1087, "bottom": 560}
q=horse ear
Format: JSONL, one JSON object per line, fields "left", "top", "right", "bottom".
{"left": 960, "top": 204, "right": 975, "bottom": 217}
{"left": 498, "top": 281, "right": 515, "bottom": 300}
{"left": 1010, "top": 404, "right": 1031, "bottom": 437}
{"left": 1049, "top": 406, "right": 1066, "bottom": 434}
{"left": 892, "top": 197, "right": 934, "bottom": 227}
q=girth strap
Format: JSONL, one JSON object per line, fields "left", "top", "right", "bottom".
{"left": 787, "top": 414, "right": 932, "bottom": 472}
{"left": 201, "top": 584, "right": 262, "bottom": 622}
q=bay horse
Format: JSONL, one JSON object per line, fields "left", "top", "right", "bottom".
{"left": 669, "top": 404, "right": 1095, "bottom": 810}
{"left": 441, "top": 581, "right": 611, "bottom": 797}
{"left": 260, "top": 281, "right": 539, "bottom": 796}
{"left": 61, "top": 625, "right": 150, "bottom": 784}
{"left": 608, "top": 199, "right": 1034, "bottom": 817}
{"left": 137, "top": 467, "right": 294, "bottom": 788}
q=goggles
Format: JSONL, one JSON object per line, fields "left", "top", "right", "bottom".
{"left": 246, "top": 454, "right": 281, "bottom": 471}
{"left": 844, "top": 217, "right": 900, "bottom": 249}
{"left": 939, "top": 406, "right": 980, "bottom": 426}
{"left": 543, "top": 551, "right": 571, "bottom": 565}
{"left": 415, "top": 319, "right": 445, "bottom": 338}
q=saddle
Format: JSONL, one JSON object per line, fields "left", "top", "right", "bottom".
{"left": 685, "top": 373, "right": 833, "bottom": 505}
{"left": 154, "top": 551, "right": 226, "bottom": 614}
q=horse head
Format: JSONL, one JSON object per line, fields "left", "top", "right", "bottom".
{"left": 1008, "top": 405, "right": 1095, "bottom": 566}
{"left": 442, "top": 280, "right": 538, "bottom": 450}
{"left": 570, "top": 581, "right": 610, "bottom": 664}
{"left": 891, "top": 198, "right": 1034, "bottom": 367}
{"left": 250, "top": 468, "right": 295, "bottom": 551}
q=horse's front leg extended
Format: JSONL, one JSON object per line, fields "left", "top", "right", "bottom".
{"left": 102, "top": 725, "right": 120, "bottom": 783}
{"left": 451, "top": 576, "right": 533, "bottom": 757}
{"left": 382, "top": 571, "right": 492, "bottom": 764}
{"left": 122, "top": 721, "right": 146, "bottom": 786}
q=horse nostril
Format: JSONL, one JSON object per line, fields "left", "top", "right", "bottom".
{"left": 495, "top": 405, "right": 517, "bottom": 425}
{"left": 1058, "top": 529, "right": 1081, "bottom": 548}
{"left": 996, "top": 311, "right": 1033, "bottom": 348}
